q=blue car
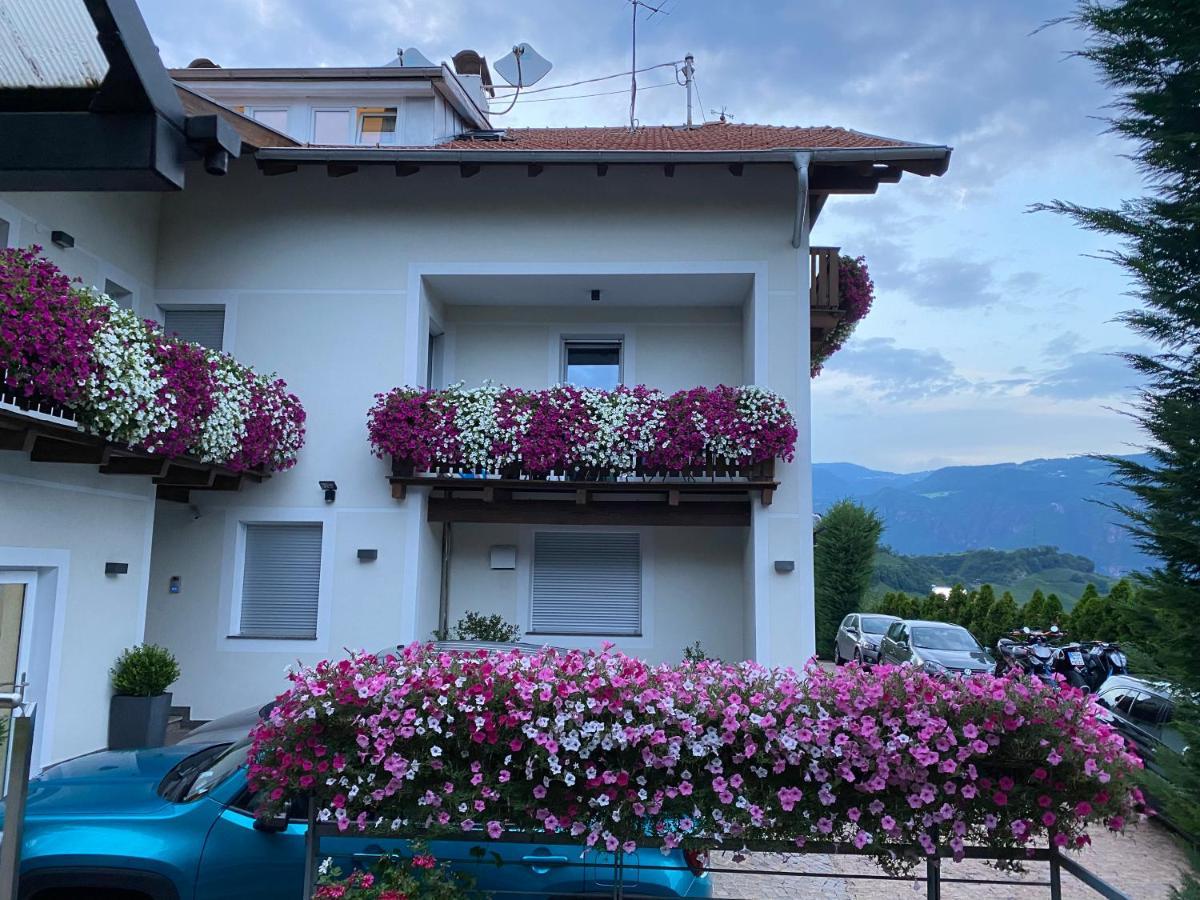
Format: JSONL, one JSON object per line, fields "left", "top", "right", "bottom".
{"left": 2, "top": 730, "right": 712, "bottom": 899}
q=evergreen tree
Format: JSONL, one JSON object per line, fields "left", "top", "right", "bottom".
{"left": 945, "top": 584, "right": 970, "bottom": 625}
{"left": 897, "top": 592, "right": 922, "bottom": 619}
{"left": 1041, "top": 0, "right": 1200, "bottom": 846}
{"left": 1070, "top": 583, "right": 1109, "bottom": 640}
{"left": 919, "top": 591, "right": 944, "bottom": 621}
{"left": 1044, "top": 593, "right": 1065, "bottom": 629}
{"left": 981, "top": 591, "right": 1019, "bottom": 648}
{"left": 1023, "top": 589, "right": 1048, "bottom": 630}
{"left": 814, "top": 500, "right": 883, "bottom": 656}
{"left": 967, "top": 584, "right": 997, "bottom": 638}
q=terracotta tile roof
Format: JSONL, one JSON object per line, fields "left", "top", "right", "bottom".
{"left": 427, "top": 123, "right": 928, "bottom": 152}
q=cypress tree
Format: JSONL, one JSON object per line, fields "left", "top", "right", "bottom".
{"left": 1070, "top": 583, "right": 1108, "bottom": 640}
{"left": 1040, "top": 0, "right": 1200, "bottom": 844}
{"left": 813, "top": 500, "right": 883, "bottom": 656}
{"left": 1023, "top": 589, "right": 1048, "bottom": 630}
{"left": 967, "top": 584, "right": 997, "bottom": 638}
{"left": 982, "top": 591, "right": 1019, "bottom": 649}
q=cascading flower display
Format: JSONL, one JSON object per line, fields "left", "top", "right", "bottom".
{"left": 248, "top": 645, "right": 1142, "bottom": 873}
{"left": 812, "top": 254, "right": 874, "bottom": 376}
{"left": 368, "top": 383, "right": 796, "bottom": 475}
{"left": 0, "top": 247, "right": 305, "bottom": 472}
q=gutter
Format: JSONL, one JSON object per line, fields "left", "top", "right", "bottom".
{"left": 255, "top": 145, "right": 951, "bottom": 169}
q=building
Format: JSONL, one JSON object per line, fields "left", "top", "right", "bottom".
{"left": 0, "top": 0, "right": 950, "bottom": 765}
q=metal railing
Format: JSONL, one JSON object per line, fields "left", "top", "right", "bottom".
{"left": 301, "top": 815, "right": 1133, "bottom": 900}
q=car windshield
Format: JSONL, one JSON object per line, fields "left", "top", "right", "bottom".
{"left": 158, "top": 739, "right": 249, "bottom": 803}
{"left": 860, "top": 616, "right": 893, "bottom": 635}
{"left": 912, "top": 626, "right": 980, "bottom": 652}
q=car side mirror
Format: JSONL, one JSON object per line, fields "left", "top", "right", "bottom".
{"left": 253, "top": 811, "right": 290, "bottom": 834}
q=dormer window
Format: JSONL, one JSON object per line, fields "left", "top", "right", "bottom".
{"left": 312, "top": 109, "right": 352, "bottom": 145}
{"left": 357, "top": 107, "right": 398, "bottom": 145}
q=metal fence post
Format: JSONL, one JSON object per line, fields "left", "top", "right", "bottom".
{"left": 301, "top": 800, "right": 317, "bottom": 900}
{"left": 926, "top": 854, "right": 941, "bottom": 900}
{"left": 1049, "top": 846, "right": 1063, "bottom": 900}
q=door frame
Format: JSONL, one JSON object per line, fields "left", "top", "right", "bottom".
{"left": 0, "top": 571, "right": 36, "bottom": 694}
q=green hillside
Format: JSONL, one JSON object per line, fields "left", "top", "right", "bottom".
{"left": 869, "top": 546, "right": 1114, "bottom": 609}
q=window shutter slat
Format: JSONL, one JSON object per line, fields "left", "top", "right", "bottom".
{"left": 531, "top": 533, "right": 641, "bottom": 636}
{"left": 162, "top": 308, "right": 225, "bottom": 350}
{"left": 239, "top": 523, "right": 322, "bottom": 639}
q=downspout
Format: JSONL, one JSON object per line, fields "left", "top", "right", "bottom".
{"left": 437, "top": 522, "right": 452, "bottom": 640}
{"left": 791, "top": 151, "right": 812, "bottom": 249}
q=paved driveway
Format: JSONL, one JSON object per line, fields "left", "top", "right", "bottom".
{"left": 711, "top": 820, "right": 1193, "bottom": 899}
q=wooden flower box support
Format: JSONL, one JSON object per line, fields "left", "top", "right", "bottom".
{"left": 387, "top": 456, "right": 778, "bottom": 524}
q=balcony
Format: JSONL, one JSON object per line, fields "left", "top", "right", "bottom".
{"left": 374, "top": 384, "right": 793, "bottom": 526}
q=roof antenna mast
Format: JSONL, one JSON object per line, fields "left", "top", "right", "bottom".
{"left": 682, "top": 53, "right": 695, "bottom": 129}
{"left": 626, "top": 0, "right": 666, "bottom": 131}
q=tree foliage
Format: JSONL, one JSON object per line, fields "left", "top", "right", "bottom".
{"left": 814, "top": 500, "right": 883, "bottom": 656}
{"left": 1040, "top": 0, "right": 1200, "bottom": 850}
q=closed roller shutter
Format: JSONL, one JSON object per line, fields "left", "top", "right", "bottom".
{"left": 239, "top": 523, "right": 322, "bottom": 639}
{"left": 531, "top": 532, "right": 641, "bottom": 636}
{"left": 162, "top": 307, "right": 224, "bottom": 350}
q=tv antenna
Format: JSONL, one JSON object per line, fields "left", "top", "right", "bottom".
{"left": 712, "top": 106, "right": 734, "bottom": 123}
{"left": 626, "top": 0, "right": 669, "bottom": 130}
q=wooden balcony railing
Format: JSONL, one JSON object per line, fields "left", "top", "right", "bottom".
{"left": 810, "top": 246, "right": 846, "bottom": 345}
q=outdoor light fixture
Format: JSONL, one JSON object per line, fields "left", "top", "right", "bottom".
{"left": 50, "top": 230, "right": 74, "bottom": 249}
{"left": 319, "top": 480, "right": 338, "bottom": 503}
{"left": 357, "top": 548, "right": 378, "bottom": 561}
{"left": 590, "top": 289, "right": 601, "bottom": 302}
{"left": 774, "top": 560, "right": 795, "bottom": 573}
{"left": 105, "top": 562, "right": 129, "bottom": 576}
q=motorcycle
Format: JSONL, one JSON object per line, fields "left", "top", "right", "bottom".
{"left": 1079, "top": 641, "right": 1129, "bottom": 692}
{"left": 1050, "top": 636, "right": 1090, "bottom": 691}
{"left": 995, "top": 626, "right": 1084, "bottom": 688}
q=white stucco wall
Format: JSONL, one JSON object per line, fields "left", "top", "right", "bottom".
{"left": 0, "top": 455, "right": 156, "bottom": 766}
{"left": 441, "top": 523, "right": 747, "bottom": 665}
{"left": 128, "top": 158, "right": 816, "bottom": 718}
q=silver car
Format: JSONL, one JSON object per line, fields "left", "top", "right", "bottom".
{"left": 833, "top": 613, "right": 901, "bottom": 665}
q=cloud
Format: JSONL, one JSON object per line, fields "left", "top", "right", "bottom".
{"left": 1043, "top": 330, "right": 1082, "bottom": 356}
{"left": 822, "top": 337, "right": 968, "bottom": 401}
{"left": 888, "top": 257, "right": 1001, "bottom": 309}
{"left": 1028, "top": 350, "right": 1140, "bottom": 401}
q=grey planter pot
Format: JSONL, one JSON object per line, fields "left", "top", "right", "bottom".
{"left": 108, "top": 692, "right": 172, "bottom": 750}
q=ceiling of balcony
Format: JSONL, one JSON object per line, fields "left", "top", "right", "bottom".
{"left": 424, "top": 272, "right": 754, "bottom": 307}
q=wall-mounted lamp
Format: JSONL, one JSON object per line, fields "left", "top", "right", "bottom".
{"left": 773, "top": 560, "right": 795, "bottom": 574}
{"left": 590, "top": 289, "right": 601, "bottom": 303}
{"left": 357, "top": 548, "right": 378, "bottom": 562}
{"left": 51, "top": 230, "right": 75, "bottom": 249}
{"left": 319, "top": 480, "right": 338, "bottom": 503}
{"left": 169, "top": 575, "right": 182, "bottom": 593}
{"left": 105, "top": 562, "right": 129, "bottom": 576}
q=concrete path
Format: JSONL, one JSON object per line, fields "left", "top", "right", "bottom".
{"left": 711, "top": 820, "right": 1193, "bottom": 899}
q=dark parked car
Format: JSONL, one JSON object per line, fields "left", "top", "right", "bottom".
{"left": 833, "top": 613, "right": 900, "bottom": 665}
{"left": 878, "top": 620, "right": 995, "bottom": 676}
{"left": 1094, "top": 675, "right": 1187, "bottom": 781}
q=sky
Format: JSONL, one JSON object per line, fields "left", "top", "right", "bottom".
{"left": 138, "top": 0, "right": 1150, "bottom": 473}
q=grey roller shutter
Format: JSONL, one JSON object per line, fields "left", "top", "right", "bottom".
{"left": 530, "top": 532, "right": 641, "bottom": 636}
{"left": 162, "top": 307, "right": 225, "bottom": 349}
{"left": 239, "top": 523, "right": 322, "bottom": 639}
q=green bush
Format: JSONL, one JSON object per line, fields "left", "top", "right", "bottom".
{"left": 448, "top": 611, "right": 522, "bottom": 643}
{"left": 110, "top": 644, "right": 180, "bottom": 696}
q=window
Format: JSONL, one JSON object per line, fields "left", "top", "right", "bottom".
{"left": 563, "top": 340, "right": 622, "bottom": 390}
{"left": 161, "top": 307, "right": 225, "bottom": 350}
{"left": 237, "top": 523, "right": 323, "bottom": 639}
{"left": 530, "top": 532, "right": 641, "bottom": 636}
{"left": 840, "top": 615, "right": 855, "bottom": 630}
{"left": 312, "top": 109, "right": 352, "bottom": 145}
{"left": 249, "top": 108, "right": 288, "bottom": 133}
{"left": 0, "top": 217, "right": 9, "bottom": 248}
{"left": 357, "top": 107, "right": 398, "bottom": 145}
{"left": 426, "top": 331, "right": 444, "bottom": 389}
{"left": 104, "top": 278, "right": 134, "bottom": 310}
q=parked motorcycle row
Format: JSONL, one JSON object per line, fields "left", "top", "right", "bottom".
{"left": 994, "top": 625, "right": 1130, "bottom": 692}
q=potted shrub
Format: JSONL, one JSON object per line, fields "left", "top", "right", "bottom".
{"left": 107, "top": 643, "right": 181, "bottom": 750}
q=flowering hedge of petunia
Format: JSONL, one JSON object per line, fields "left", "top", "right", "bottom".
{"left": 812, "top": 254, "right": 874, "bottom": 376}
{"left": 367, "top": 383, "right": 797, "bottom": 475}
{"left": 248, "top": 645, "right": 1142, "bottom": 872}
{"left": 0, "top": 247, "right": 305, "bottom": 472}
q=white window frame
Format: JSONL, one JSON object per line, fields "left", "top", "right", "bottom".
{"left": 515, "top": 525, "right": 655, "bottom": 651}
{"left": 560, "top": 335, "right": 625, "bottom": 387}
{"left": 222, "top": 508, "right": 336, "bottom": 653}
{"left": 311, "top": 107, "right": 354, "bottom": 145}
{"left": 246, "top": 106, "right": 290, "bottom": 133}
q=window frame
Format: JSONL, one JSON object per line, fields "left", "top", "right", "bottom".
{"left": 246, "top": 106, "right": 289, "bottom": 133}
{"left": 157, "top": 303, "right": 227, "bottom": 351}
{"left": 517, "top": 526, "right": 654, "bottom": 649}
{"left": 223, "top": 509, "right": 336, "bottom": 653}
{"left": 356, "top": 106, "right": 399, "bottom": 145}
{"left": 560, "top": 336, "right": 624, "bottom": 389}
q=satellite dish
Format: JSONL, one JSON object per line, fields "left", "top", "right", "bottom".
{"left": 494, "top": 43, "right": 553, "bottom": 87}
{"left": 385, "top": 47, "right": 435, "bottom": 68}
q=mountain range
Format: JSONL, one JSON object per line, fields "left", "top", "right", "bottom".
{"left": 813, "top": 455, "right": 1152, "bottom": 577}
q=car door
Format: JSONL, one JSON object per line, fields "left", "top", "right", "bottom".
{"left": 837, "top": 615, "right": 856, "bottom": 659}
{"left": 880, "top": 623, "right": 902, "bottom": 664}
